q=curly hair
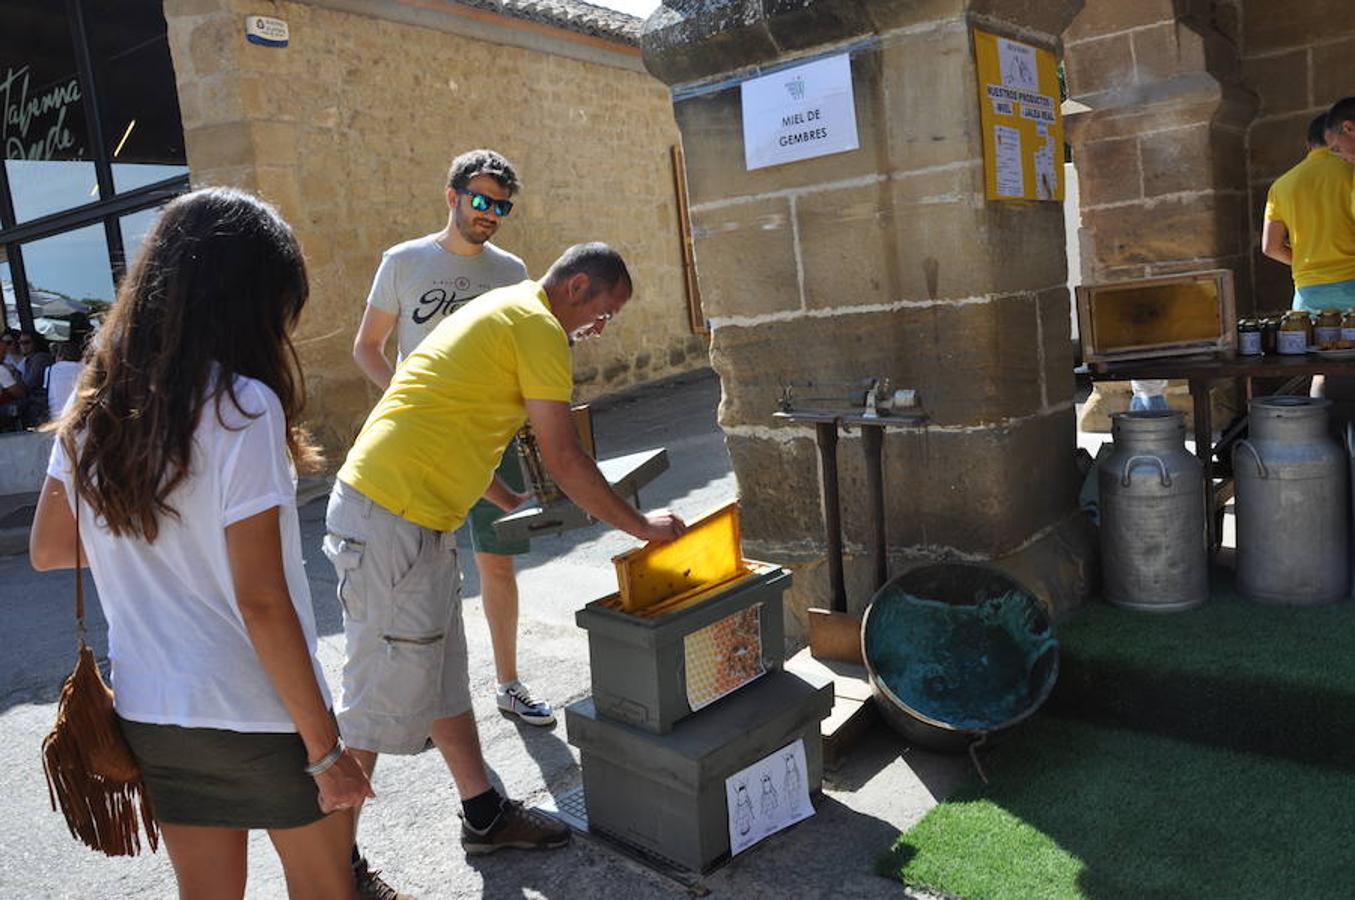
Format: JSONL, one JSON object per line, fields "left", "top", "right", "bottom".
{"left": 446, "top": 149, "right": 522, "bottom": 195}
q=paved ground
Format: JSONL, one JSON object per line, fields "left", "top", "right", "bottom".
{"left": 0, "top": 368, "right": 969, "bottom": 899}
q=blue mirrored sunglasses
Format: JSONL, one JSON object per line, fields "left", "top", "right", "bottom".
{"left": 457, "top": 189, "right": 513, "bottom": 216}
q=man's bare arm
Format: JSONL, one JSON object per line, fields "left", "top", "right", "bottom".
{"left": 525, "top": 399, "right": 685, "bottom": 543}
{"left": 353, "top": 305, "right": 399, "bottom": 389}
{"left": 1261, "top": 219, "right": 1293, "bottom": 266}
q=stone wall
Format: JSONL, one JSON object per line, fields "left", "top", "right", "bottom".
{"left": 1239, "top": 0, "right": 1355, "bottom": 313}
{"left": 645, "top": 0, "right": 1097, "bottom": 640}
{"left": 1063, "top": 0, "right": 1254, "bottom": 308}
{"left": 162, "top": 0, "right": 705, "bottom": 455}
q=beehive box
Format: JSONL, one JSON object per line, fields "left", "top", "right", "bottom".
{"left": 576, "top": 501, "right": 790, "bottom": 734}
{"left": 565, "top": 668, "right": 833, "bottom": 873}
{"left": 1076, "top": 269, "right": 1236, "bottom": 367}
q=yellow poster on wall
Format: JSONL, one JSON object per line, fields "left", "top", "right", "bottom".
{"left": 973, "top": 28, "right": 1065, "bottom": 202}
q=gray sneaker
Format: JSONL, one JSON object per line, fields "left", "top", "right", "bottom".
{"left": 461, "top": 800, "right": 571, "bottom": 855}
{"left": 353, "top": 855, "right": 413, "bottom": 900}
{"left": 496, "top": 681, "right": 556, "bottom": 726}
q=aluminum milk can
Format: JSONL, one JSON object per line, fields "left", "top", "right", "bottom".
{"left": 1099, "top": 410, "right": 1208, "bottom": 611}
{"left": 1235, "top": 397, "right": 1349, "bottom": 605}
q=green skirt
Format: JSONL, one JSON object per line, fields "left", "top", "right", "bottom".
{"left": 119, "top": 716, "right": 326, "bottom": 830}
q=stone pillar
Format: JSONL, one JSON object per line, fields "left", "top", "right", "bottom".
{"left": 1064, "top": 0, "right": 1253, "bottom": 298}
{"left": 644, "top": 0, "right": 1096, "bottom": 642}
{"left": 1063, "top": 0, "right": 1253, "bottom": 430}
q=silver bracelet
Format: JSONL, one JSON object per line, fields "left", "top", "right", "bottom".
{"left": 304, "top": 738, "right": 345, "bottom": 777}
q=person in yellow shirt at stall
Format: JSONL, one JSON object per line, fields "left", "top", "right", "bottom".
{"left": 1261, "top": 112, "right": 1355, "bottom": 310}
{"left": 320, "top": 244, "right": 686, "bottom": 890}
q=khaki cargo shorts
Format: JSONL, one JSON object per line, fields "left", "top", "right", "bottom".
{"left": 323, "top": 480, "right": 469, "bottom": 755}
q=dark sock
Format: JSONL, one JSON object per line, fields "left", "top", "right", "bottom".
{"left": 351, "top": 845, "right": 362, "bottom": 868}
{"left": 462, "top": 788, "right": 505, "bottom": 831}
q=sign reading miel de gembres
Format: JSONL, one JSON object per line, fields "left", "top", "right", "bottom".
{"left": 2, "top": 65, "right": 84, "bottom": 162}
{"left": 741, "top": 53, "right": 860, "bottom": 171}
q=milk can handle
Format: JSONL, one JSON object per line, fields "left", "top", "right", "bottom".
{"left": 1121, "top": 454, "right": 1171, "bottom": 487}
{"left": 1235, "top": 439, "right": 1268, "bottom": 478}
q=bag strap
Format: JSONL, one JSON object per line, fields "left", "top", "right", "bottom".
{"left": 73, "top": 478, "right": 86, "bottom": 647}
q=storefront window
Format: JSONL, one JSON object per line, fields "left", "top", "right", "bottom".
{"left": 22, "top": 224, "right": 113, "bottom": 340}
{"left": 2, "top": 0, "right": 99, "bottom": 222}
{"left": 1, "top": 254, "right": 15, "bottom": 329}
{"left": 0, "top": 0, "right": 186, "bottom": 353}
{"left": 118, "top": 204, "right": 162, "bottom": 269}
{"left": 85, "top": 0, "right": 189, "bottom": 194}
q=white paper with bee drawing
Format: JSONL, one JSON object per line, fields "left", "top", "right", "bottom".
{"left": 726, "top": 739, "right": 813, "bottom": 855}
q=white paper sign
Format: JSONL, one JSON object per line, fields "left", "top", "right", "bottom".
{"left": 741, "top": 54, "right": 860, "bottom": 171}
{"left": 994, "top": 124, "right": 1024, "bottom": 197}
{"left": 726, "top": 739, "right": 813, "bottom": 855}
{"left": 998, "top": 37, "right": 1038, "bottom": 91}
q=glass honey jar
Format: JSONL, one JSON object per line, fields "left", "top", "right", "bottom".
{"left": 1237, "top": 318, "right": 1262, "bottom": 355}
{"left": 1341, "top": 309, "right": 1355, "bottom": 343}
{"left": 1314, "top": 308, "right": 1343, "bottom": 347}
{"left": 1277, "top": 310, "right": 1312, "bottom": 355}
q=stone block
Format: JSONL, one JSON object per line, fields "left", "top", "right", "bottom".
{"left": 641, "top": 0, "right": 779, "bottom": 86}
{"left": 690, "top": 197, "right": 801, "bottom": 321}
{"left": 762, "top": 0, "right": 874, "bottom": 52}
{"left": 710, "top": 296, "right": 1049, "bottom": 430}
{"left": 1243, "top": 0, "right": 1353, "bottom": 55}
{"left": 967, "top": 0, "right": 1082, "bottom": 40}
{"left": 1064, "top": 83, "right": 1229, "bottom": 143}
{"left": 859, "top": 410, "right": 1077, "bottom": 553}
{"left": 1064, "top": 33, "right": 1135, "bottom": 98}
{"left": 1241, "top": 49, "right": 1309, "bottom": 117}
{"left": 1082, "top": 192, "right": 1246, "bottom": 268}
{"left": 857, "top": 0, "right": 963, "bottom": 34}
{"left": 672, "top": 52, "right": 886, "bottom": 207}
{"left": 163, "top": 0, "right": 232, "bottom": 16}
{"left": 730, "top": 412, "right": 1078, "bottom": 562}
{"left": 725, "top": 432, "right": 825, "bottom": 550}
{"left": 1312, "top": 38, "right": 1355, "bottom": 109}
{"left": 251, "top": 120, "right": 299, "bottom": 166}
{"left": 1064, "top": 0, "right": 1174, "bottom": 44}
{"left": 794, "top": 172, "right": 1065, "bottom": 307}
{"left": 879, "top": 23, "right": 984, "bottom": 172}
{"left": 1131, "top": 22, "right": 1207, "bottom": 84}
{"left": 1072, "top": 138, "right": 1141, "bottom": 207}
{"left": 187, "top": 15, "right": 239, "bottom": 79}
{"left": 1248, "top": 111, "right": 1318, "bottom": 181}
{"left": 254, "top": 165, "right": 304, "bottom": 225}
{"left": 183, "top": 121, "right": 254, "bottom": 172}
{"left": 1038, "top": 286, "right": 1076, "bottom": 407}
{"left": 1139, "top": 123, "right": 1245, "bottom": 197}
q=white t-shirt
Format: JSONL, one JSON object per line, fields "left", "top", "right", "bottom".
{"left": 45, "top": 360, "right": 82, "bottom": 416}
{"left": 0, "top": 365, "right": 14, "bottom": 390}
{"left": 47, "top": 375, "right": 330, "bottom": 732}
{"left": 366, "top": 235, "right": 528, "bottom": 359}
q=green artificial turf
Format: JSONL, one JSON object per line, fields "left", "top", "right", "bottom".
{"left": 880, "top": 715, "right": 1355, "bottom": 899}
{"left": 1049, "top": 578, "right": 1355, "bottom": 769}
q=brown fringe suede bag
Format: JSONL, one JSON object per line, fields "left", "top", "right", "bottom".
{"left": 42, "top": 488, "right": 159, "bottom": 856}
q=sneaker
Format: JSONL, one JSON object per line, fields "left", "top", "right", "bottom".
{"left": 353, "top": 855, "right": 413, "bottom": 900}
{"left": 496, "top": 681, "right": 556, "bottom": 726}
{"left": 461, "top": 799, "right": 571, "bottom": 855}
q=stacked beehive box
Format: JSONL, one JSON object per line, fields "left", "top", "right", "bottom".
{"left": 567, "top": 502, "right": 833, "bottom": 872}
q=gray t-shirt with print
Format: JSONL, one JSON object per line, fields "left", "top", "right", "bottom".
{"left": 366, "top": 234, "right": 529, "bottom": 359}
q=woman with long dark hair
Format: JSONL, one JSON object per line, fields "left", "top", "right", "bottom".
{"left": 30, "top": 187, "right": 371, "bottom": 898}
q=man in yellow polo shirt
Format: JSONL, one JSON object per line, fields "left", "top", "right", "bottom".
{"left": 1262, "top": 112, "right": 1355, "bottom": 310}
{"left": 323, "top": 244, "right": 686, "bottom": 866}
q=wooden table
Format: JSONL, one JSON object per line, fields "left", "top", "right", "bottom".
{"left": 1088, "top": 352, "right": 1355, "bottom": 548}
{"left": 773, "top": 408, "right": 928, "bottom": 612}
